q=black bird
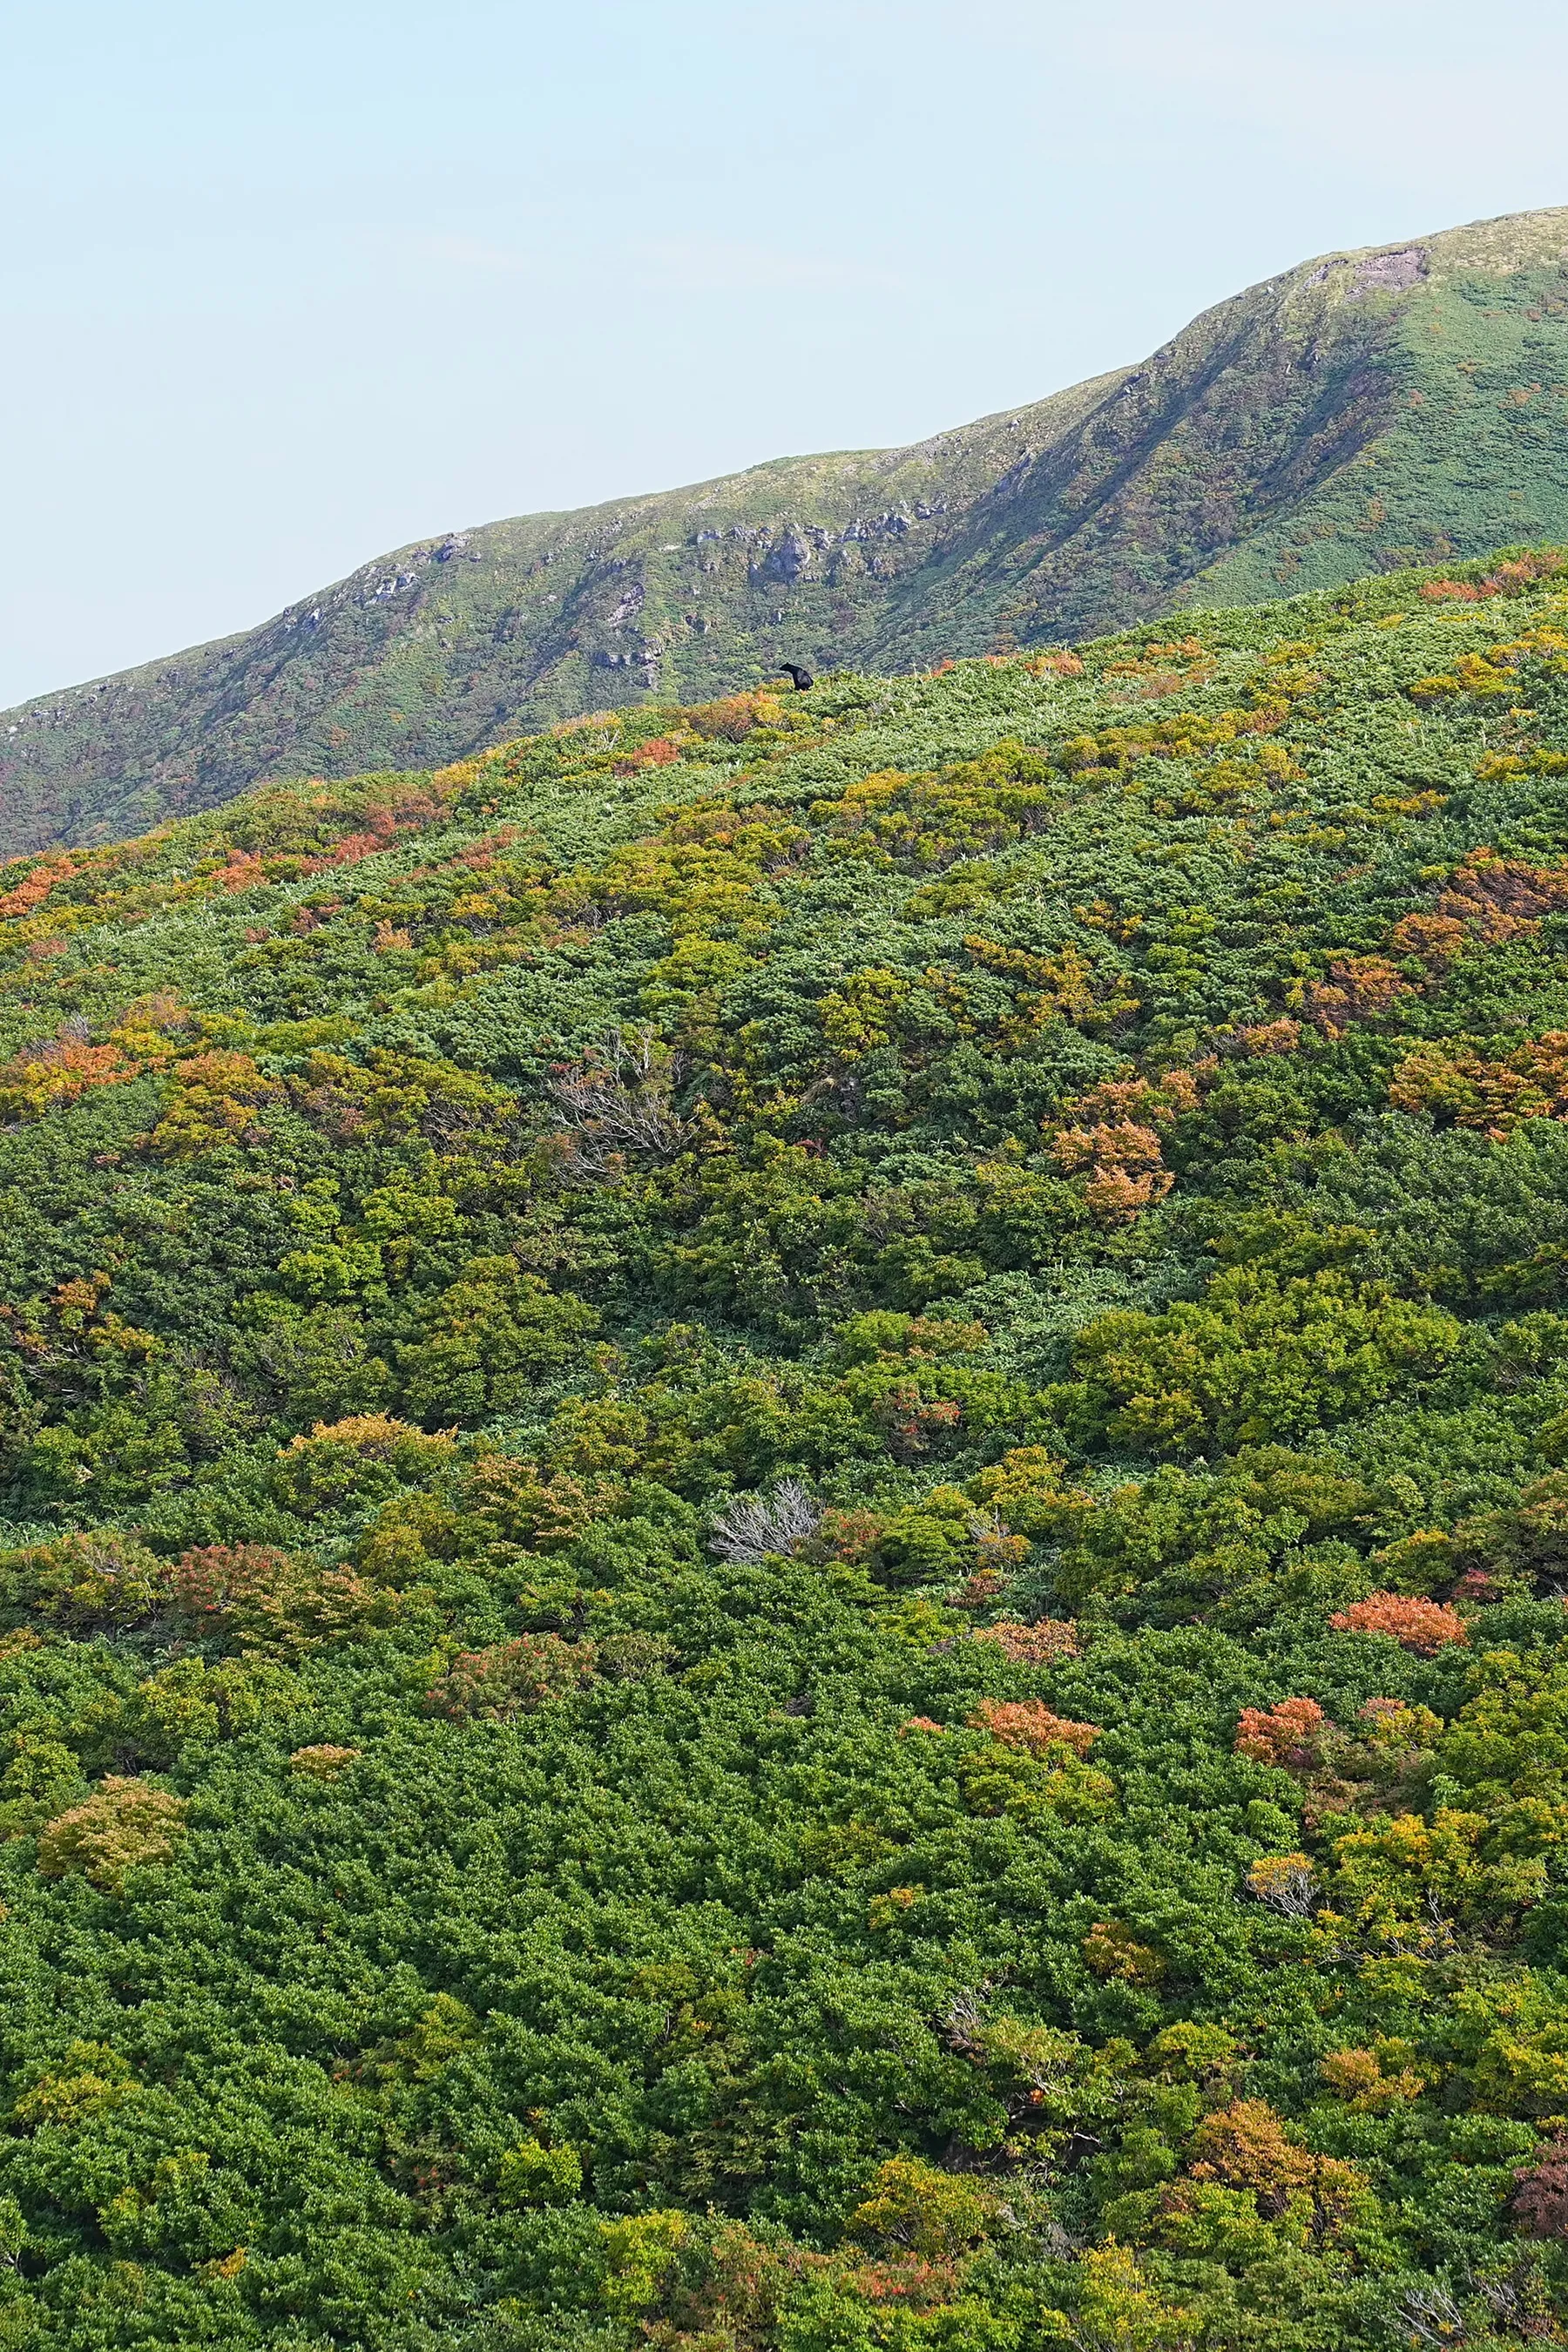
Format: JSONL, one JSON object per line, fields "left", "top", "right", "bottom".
{"left": 779, "top": 663, "right": 814, "bottom": 692}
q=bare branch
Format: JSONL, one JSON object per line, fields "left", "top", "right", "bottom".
{"left": 545, "top": 1026, "right": 688, "bottom": 1172}
{"left": 1394, "top": 2283, "right": 1467, "bottom": 2347}
{"left": 710, "top": 1480, "right": 821, "bottom": 1565}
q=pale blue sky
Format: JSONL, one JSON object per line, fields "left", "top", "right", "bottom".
{"left": 5, "top": 0, "right": 1568, "bottom": 706}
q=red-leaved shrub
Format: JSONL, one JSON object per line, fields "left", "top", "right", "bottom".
{"left": 424, "top": 1635, "right": 596, "bottom": 1722}
{"left": 1233, "top": 1698, "right": 1328, "bottom": 1771}
{"left": 970, "top": 1699, "right": 1099, "bottom": 1757}
{"left": 1513, "top": 2139, "right": 1568, "bottom": 2238}
{"left": 1328, "top": 1593, "right": 1469, "bottom": 1652}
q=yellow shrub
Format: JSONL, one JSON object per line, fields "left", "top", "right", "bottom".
{"left": 37, "top": 1778, "right": 187, "bottom": 1891}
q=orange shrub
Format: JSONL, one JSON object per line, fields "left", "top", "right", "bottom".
{"left": 1389, "top": 848, "right": 1568, "bottom": 975}
{"left": 1302, "top": 956, "right": 1413, "bottom": 1036}
{"left": 1328, "top": 1592, "right": 1469, "bottom": 1652}
{"left": 1172, "top": 2098, "right": 1364, "bottom": 2237}
{"left": 1233, "top": 1697, "right": 1328, "bottom": 1771}
{"left": 310, "top": 791, "right": 441, "bottom": 871}
{"left": 970, "top": 1698, "right": 1098, "bottom": 1757}
{"left": 0, "top": 855, "right": 75, "bottom": 922}
{"left": 0, "top": 1031, "right": 139, "bottom": 1119}
{"left": 614, "top": 736, "right": 683, "bottom": 775}
{"left": 686, "top": 693, "right": 764, "bottom": 741}
{"left": 1051, "top": 1119, "right": 1171, "bottom": 1219}
{"left": 424, "top": 1635, "right": 596, "bottom": 1721}
{"left": 1046, "top": 1071, "right": 1200, "bottom": 1226}
{"left": 213, "top": 849, "right": 267, "bottom": 890}
{"left": 1189, "top": 2099, "right": 1315, "bottom": 2194}
{"left": 174, "top": 1544, "right": 393, "bottom": 1655}
{"left": 1389, "top": 1031, "right": 1568, "bottom": 1132}
{"left": 974, "top": 1618, "right": 1079, "bottom": 1663}
{"left": 1235, "top": 1017, "right": 1302, "bottom": 1056}
{"left": 874, "top": 1387, "right": 962, "bottom": 1461}
{"left": 808, "top": 1507, "right": 885, "bottom": 1563}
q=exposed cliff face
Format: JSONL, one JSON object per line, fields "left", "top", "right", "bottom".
{"left": 7, "top": 205, "right": 1568, "bottom": 855}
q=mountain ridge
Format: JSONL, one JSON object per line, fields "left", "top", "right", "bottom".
{"left": 8, "top": 201, "right": 1568, "bottom": 855}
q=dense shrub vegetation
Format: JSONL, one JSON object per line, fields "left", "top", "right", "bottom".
{"left": 1, "top": 552, "right": 1568, "bottom": 2342}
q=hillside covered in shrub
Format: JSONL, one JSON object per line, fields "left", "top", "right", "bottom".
{"left": 0, "top": 551, "right": 1567, "bottom": 2343}
{"left": 10, "top": 206, "right": 1568, "bottom": 860}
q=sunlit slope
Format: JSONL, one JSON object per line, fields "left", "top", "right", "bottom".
{"left": 0, "top": 553, "right": 1565, "bottom": 2337}
{"left": 8, "top": 206, "right": 1568, "bottom": 856}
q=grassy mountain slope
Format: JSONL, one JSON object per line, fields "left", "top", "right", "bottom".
{"left": 0, "top": 551, "right": 1567, "bottom": 2341}
{"left": 10, "top": 206, "right": 1568, "bottom": 858}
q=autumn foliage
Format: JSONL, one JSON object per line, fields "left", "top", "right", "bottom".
{"left": 1328, "top": 1593, "right": 1470, "bottom": 1652}
{"left": 423, "top": 1635, "right": 597, "bottom": 1721}
{"left": 2, "top": 554, "right": 1568, "bottom": 2342}
{"left": 973, "top": 1617, "right": 1080, "bottom": 1662}
{"left": 37, "top": 1777, "right": 187, "bottom": 1891}
{"left": 1233, "top": 1696, "right": 1328, "bottom": 1770}
{"left": 970, "top": 1699, "right": 1099, "bottom": 1756}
